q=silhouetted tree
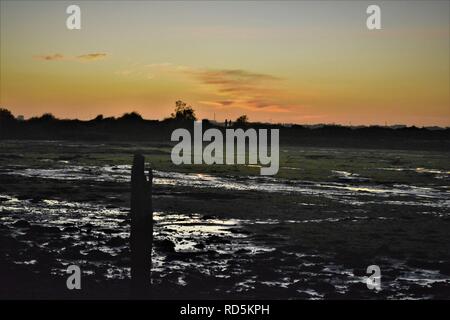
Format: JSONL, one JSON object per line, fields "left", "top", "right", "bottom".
{"left": 235, "top": 115, "right": 248, "bottom": 125}
{"left": 171, "top": 100, "right": 197, "bottom": 121}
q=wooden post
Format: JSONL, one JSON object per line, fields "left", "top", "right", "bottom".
{"left": 130, "top": 153, "right": 153, "bottom": 297}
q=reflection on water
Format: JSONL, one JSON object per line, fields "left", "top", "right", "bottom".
{"left": 1, "top": 194, "right": 449, "bottom": 299}
{"left": 5, "top": 164, "right": 450, "bottom": 209}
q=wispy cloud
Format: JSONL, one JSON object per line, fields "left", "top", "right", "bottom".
{"left": 76, "top": 53, "right": 107, "bottom": 61}
{"left": 186, "top": 68, "right": 290, "bottom": 112}
{"left": 33, "top": 53, "right": 65, "bottom": 61}
{"left": 33, "top": 53, "right": 107, "bottom": 62}
{"left": 115, "top": 62, "right": 296, "bottom": 112}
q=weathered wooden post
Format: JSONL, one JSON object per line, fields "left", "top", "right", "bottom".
{"left": 130, "top": 153, "right": 153, "bottom": 297}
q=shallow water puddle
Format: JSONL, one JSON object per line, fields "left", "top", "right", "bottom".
{"left": 5, "top": 164, "right": 450, "bottom": 209}
{"left": 1, "top": 194, "right": 449, "bottom": 298}
{"left": 0, "top": 194, "right": 271, "bottom": 282}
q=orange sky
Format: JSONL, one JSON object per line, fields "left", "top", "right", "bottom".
{"left": 1, "top": 1, "right": 449, "bottom": 126}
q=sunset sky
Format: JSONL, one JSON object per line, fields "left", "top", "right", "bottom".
{"left": 1, "top": 0, "right": 449, "bottom": 126}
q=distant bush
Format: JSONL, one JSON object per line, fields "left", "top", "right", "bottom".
{"left": 118, "top": 112, "right": 143, "bottom": 122}
{"left": 92, "top": 114, "right": 104, "bottom": 121}
{"left": 29, "top": 113, "right": 56, "bottom": 122}
{"left": 0, "top": 108, "right": 16, "bottom": 124}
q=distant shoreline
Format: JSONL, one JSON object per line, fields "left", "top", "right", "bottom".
{"left": 1, "top": 110, "right": 449, "bottom": 152}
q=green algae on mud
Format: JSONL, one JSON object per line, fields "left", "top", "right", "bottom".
{"left": 1, "top": 140, "right": 449, "bottom": 184}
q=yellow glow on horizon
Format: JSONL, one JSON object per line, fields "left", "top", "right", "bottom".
{"left": 1, "top": 1, "right": 449, "bottom": 126}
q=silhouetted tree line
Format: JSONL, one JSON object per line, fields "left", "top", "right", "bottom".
{"left": 1, "top": 106, "right": 449, "bottom": 151}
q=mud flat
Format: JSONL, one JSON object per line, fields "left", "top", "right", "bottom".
{"left": 0, "top": 140, "right": 449, "bottom": 299}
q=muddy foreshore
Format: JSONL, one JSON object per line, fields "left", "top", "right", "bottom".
{"left": 1, "top": 141, "right": 450, "bottom": 299}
